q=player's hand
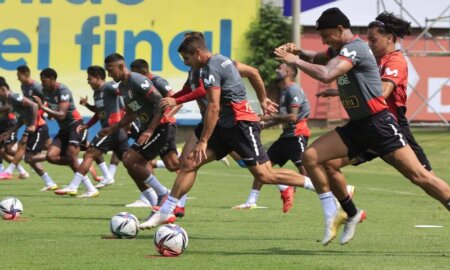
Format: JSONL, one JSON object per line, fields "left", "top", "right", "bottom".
{"left": 80, "top": 96, "right": 88, "bottom": 106}
{"left": 137, "top": 128, "right": 153, "bottom": 145}
{"left": 192, "top": 141, "right": 207, "bottom": 164}
{"left": 77, "top": 124, "right": 88, "bottom": 133}
{"left": 261, "top": 97, "right": 278, "bottom": 115}
{"left": 164, "top": 104, "right": 182, "bottom": 119}
{"left": 274, "top": 48, "right": 299, "bottom": 65}
{"left": 25, "top": 125, "right": 36, "bottom": 134}
{"left": 316, "top": 88, "right": 339, "bottom": 97}
{"left": 160, "top": 97, "right": 177, "bottom": 110}
{"left": 33, "top": 95, "right": 43, "bottom": 108}
{"left": 276, "top": 42, "right": 301, "bottom": 55}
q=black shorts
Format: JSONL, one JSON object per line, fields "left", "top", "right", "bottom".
{"left": 128, "top": 121, "right": 141, "bottom": 141}
{"left": 90, "top": 128, "right": 129, "bottom": 159}
{"left": 79, "top": 129, "right": 89, "bottom": 151}
{"left": 268, "top": 136, "right": 309, "bottom": 167}
{"left": 130, "top": 124, "right": 169, "bottom": 160}
{"left": 0, "top": 119, "right": 17, "bottom": 145}
{"left": 336, "top": 110, "right": 407, "bottom": 160}
{"left": 25, "top": 124, "right": 50, "bottom": 153}
{"left": 159, "top": 123, "right": 178, "bottom": 158}
{"left": 195, "top": 121, "right": 269, "bottom": 166}
{"left": 52, "top": 120, "right": 84, "bottom": 155}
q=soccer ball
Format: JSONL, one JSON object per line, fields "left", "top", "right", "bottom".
{"left": 110, "top": 212, "right": 139, "bottom": 239}
{"left": 0, "top": 197, "right": 23, "bottom": 220}
{"left": 154, "top": 224, "right": 188, "bottom": 256}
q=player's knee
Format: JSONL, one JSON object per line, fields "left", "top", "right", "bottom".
{"left": 46, "top": 153, "right": 57, "bottom": 164}
{"left": 302, "top": 148, "right": 318, "bottom": 168}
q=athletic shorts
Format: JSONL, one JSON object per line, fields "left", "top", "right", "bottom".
{"left": 25, "top": 124, "right": 50, "bottom": 153}
{"left": 336, "top": 110, "right": 407, "bottom": 161}
{"left": 128, "top": 121, "right": 141, "bottom": 141}
{"left": 79, "top": 129, "right": 89, "bottom": 151}
{"left": 0, "top": 119, "right": 17, "bottom": 145}
{"left": 52, "top": 120, "right": 84, "bottom": 156}
{"left": 268, "top": 136, "right": 309, "bottom": 167}
{"left": 194, "top": 121, "right": 269, "bottom": 166}
{"left": 90, "top": 128, "right": 129, "bottom": 159}
{"left": 130, "top": 123, "right": 169, "bottom": 161}
{"left": 159, "top": 123, "right": 178, "bottom": 159}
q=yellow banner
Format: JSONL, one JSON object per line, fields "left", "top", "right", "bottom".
{"left": 0, "top": 0, "right": 259, "bottom": 114}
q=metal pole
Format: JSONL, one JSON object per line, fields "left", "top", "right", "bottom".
{"left": 292, "top": 0, "right": 301, "bottom": 82}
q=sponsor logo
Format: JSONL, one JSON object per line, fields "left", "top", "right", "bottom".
{"left": 221, "top": 59, "right": 233, "bottom": 68}
{"left": 98, "top": 111, "right": 106, "bottom": 119}
{"left": 337, "top": 74, "right": 351, "bottom": 85}
{"left": 128, "top": 101, "right": 141, "bottom": 111}
{"left": 341, "top": 96, "right": 359, "bottom": 108}
{"left": 140, "top": 80, "right": 150, "bottom": 89}
{"left": 340, "top": 48, "right": 357, "bottom": 59}
{"left": 61, "top": 94, "right": 70, "bottom": 101}
{"left": 138, "top": 113, "right": 149, "bottom": 123}
{"left": 16, "top": 95, "right": 23, "bottom": 102}
{"left": 204, "top": 74, "right": 215, "bottom": 85}
{"left": 95, "top": 99, "right": 104, "bottom": 107}
{"left": 385, "top": 67, "right": 398, "bottom": 77}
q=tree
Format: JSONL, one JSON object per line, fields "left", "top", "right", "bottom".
{"left": 245, "top": 3, "right": 292, "bottom": 90}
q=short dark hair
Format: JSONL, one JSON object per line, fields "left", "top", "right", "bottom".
{"left": 0, "top": 76, "right": 10, "bottom": 89}
{"left": 105, "top": 53, "right": 125, "bottom": 64}
{"left": 286, "top": 63, "right": 298, "bottom": 78}
{"left": 130, "top": 59, "right": 149, "bottom": 75}
{"left": 316, "top": 7, "right": 350, "bottom": 30}
{"left": 17, "top": 65, "right": 30, "bottom": 74}
{"left": 178, "top": 35, "right": 207, "bottom": 54}
{"left": 184, "top": 31, "right": 205, "bottom": 39}
{"left": 87, "top": 65, "right": 106, "bottom": 80}
{"left": 40, "top": 68, "right": 58, "bottom": 79}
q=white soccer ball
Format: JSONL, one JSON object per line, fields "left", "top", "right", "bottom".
{"left": 110, "top": 212, "right": 139, "bottom": 239}
{"left": 154, "top": 224, "right": 188, "bottom": 256}
{"left": 0, "top": 197, "right": 23, "bottom": 220}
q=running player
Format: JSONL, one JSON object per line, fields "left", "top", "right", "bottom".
{"left": 140, "top": 34, "right": 315, "bottom": 230}
{"left": 0, "top": 78, "right": 57, "bottom": 190}
{"left": 101, "top": 53, "right": 170, "bottom": 210}
{"left": 274, "top": 7, "right": 450, "bottom": 245}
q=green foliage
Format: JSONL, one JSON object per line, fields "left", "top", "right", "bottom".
{"left": 245, "top": 3, "right": 292, "bottom": 86}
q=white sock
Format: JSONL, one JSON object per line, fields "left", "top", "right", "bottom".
{"left": 0, "top": 163, "right": 4, "bottom": 172}
{"left": 98, "top": 162, "right": 113, "bottom": 180}
{"left": 109, "top": 164, "right": 117, "bottom": 178}
{"left": 160, "top": 195, "right": 178, "bottom": 214}
{"left": 177, "top": 194, "right": 187, "bottom": 207}
{"left": 82, "top": 175, "right": 97, "bottom": 192}
{"left": 16, "top": 164, "right": 27, "bottom": 174}
{"left": 155, "top": 160, "right": 166, "bottom": 169}
{"left": 246, "top": 189, "right": 260, "bottom": 205}
{"left": 143, "top": 174, "right": 167, "bottom": 196}
{"left": 4, "top": 163, "right": 15, "bottom": 174}
{"left": 68, "top": 172, "right": 85, "bottom": 190}
{"left": 77, "top": 158, "right": 83, "bottom": 165}
{"left": 303, "top": 176, "right": 316, "bottom": 191}
{"left": 141, "top": 188, "right": 157, "bottom": 206}
{"left": 318, "top": 192, "right": 338, "bottom": 220}
{"left": 277, "top": 185, "right": 288, "bottom": 191}
{"left": 40, "top": 173, "right": 56, "bottom": 186}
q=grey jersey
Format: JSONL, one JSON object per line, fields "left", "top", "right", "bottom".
{"left": 201, "top": 54, "right": 257, "bottom": 128}
{"left": 93, "top": 81, "right": 122, "bottom": 128}
{"left": 21, "top": 80, "right": 44, "bottom": 100}
{"left": 279, "top": 83, "right": 310, "bottom": 138}
{"left": 185, "top": 68, "right": 207, "bottom": 120}
{"left": 330, "top": 38, "right": 387, "bottom": 120}
{"left": 118, "top": 72, "right": 161, "bottom": 131}
{"left": 8, "top": 93, "right": 34, "bottom": 126}
{"left": 43, "top": 83, "right": 82, "bottom": 130}
{"left": 148, "top": 73, "right": 172, "bottom": 98}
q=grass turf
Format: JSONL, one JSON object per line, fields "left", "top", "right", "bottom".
{"left": 0, "top": 128, "right": 448, "bottom": 270}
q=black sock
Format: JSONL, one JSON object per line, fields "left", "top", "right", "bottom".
{"left": 339, "top": 196, "right": 357, "bottom": 217}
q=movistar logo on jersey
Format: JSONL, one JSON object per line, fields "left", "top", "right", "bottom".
{"left": 385, "top": 68, "right": 399, "bottom": 77}
{"left": 17, "top": 95, "right": 24, "bottom": 102}
{"left": 61, "top": 94, "right": 70, "bottom": 101}
{"left": 141, "top": 80, "right": 150, "bottom": 89}
{"left": 204, "top": 75, "right": 215, "bottom": 85}
{"left": 340, "top": 48, "right": 357, "bottom": 60}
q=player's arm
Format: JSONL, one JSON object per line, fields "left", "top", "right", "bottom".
{"left": 236, "top": 62, "right": 277, "bottom": 115}
{"left": 277, "top": 43, "right": 330, "bottom": 65}
{"left": 21, "top": 96, "right": 38, "bottom": 133}
{"left": 381, "top": 81, "right": 395, "bottom": 100}
{"left": 275, "top": 48, "right": 353, "bottom": 83}
{"left": 100, "top": 109, "right": 136, "bottom": 137}
{"left": 80, "top": 96, "right": 97, "bottom": 113}
{"left": 137, "top": 90, "right": 163, "bottom": 145}
{"left": 261, "top": 106, "right": 299, "bottom": 129}
{"left": 161, "top": 79, "right": 207, "bottom": 110}
{"left": 34, "top": 95, "right": 69, "bottom": 120}
{"left": 316, "top": 88, "right": 339, "bottom": 97}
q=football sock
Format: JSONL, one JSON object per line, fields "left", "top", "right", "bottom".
{"left": 339, "top": 196, "right": 357, "bottom": 217}
{"left": 277, "top": 185, "right": 288, "bottom": 192}
{"left": 178, "top": 194, "right": 187, "bottom": 207}
{"left": 0, "top": 163, "right": 4, "bottom": 172}
{"left": 108, "top": 164, "right": 117, "bottom": 178}
{"left": 141, "top": 188, "right": 157, "bottom": 206}
{"left": 246, "top": 189, "right": 260, "bottom": 205}
{"left": 303, "top": 176, "right": 316, "bottom": 191}
{"left": 68, "top": 172, "right": 84, "bottom": 190}
{"left": 16, "top": 164, "right": 27, "bottom": 174}
{"left": 160, "top": 196, "right": 178, "bottom": 214}
{"left": 155, "top": 160, "right": 166, "bottom": 169}
{"left": 98, "top": 162, "right": 113, "bottom": 180}
{"left": 143, "top": 174, "right": 167, "bottom": 196}
{"left": 82, "top": 175, "right": 97, "bottom": 192}
{"left": 41, "top": 173, "right": 56, "bottom": 186}
{"left": 318, "top": 192, "right": 337, "bottom": 220}
{"left": 4, "top": 164, "right": 15, "bottom": 174}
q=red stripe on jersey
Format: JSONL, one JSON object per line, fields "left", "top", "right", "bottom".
{"left": 36, "top": 113, "right": 46, "bottom": 127}
{"left": 160, "top": 108, "right": 176, "bottom": 124}
{"left": 8, "top": 112, "right": 15, "bottom": 120}
{"left": 207, "top": 86, "right": 221, "bottom": 91}
{"left": 290, "top": 104, "right": 300, "bottom": 108}
{"left": 108, "top": 112, "right": 122, "bottom": 126}
{"left": 294, "top": 118, "right": 311, "bottom": 137}
{"left": 366, "top": 96, "right": 388, "bottom": 115}
{"left": 72, "top": 109, "right": 82, "bottom": 121}
{"left": 229, "top": 100, "right": 260, "bottom": 123}
{"left": 145, "top": 86, "right": 156, "bottom": 98}
{"left": 175, "top": 81, "right": 206, "bottom": 104}
{"left": 337, "top": 55, "right": 354, "bottom": 65}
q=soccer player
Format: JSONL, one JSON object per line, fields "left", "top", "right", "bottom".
{"left": 0, "top": 78, "right": 57, "bottom": 190}
{"left": 139, "top": 35, "right": 315, "bottom": 230}
{"left": 233, "top": 62, "right": 316, "bottom": 212}
{"left": 274, "top": 7, "right": 450, "bottom": 245}
{"left": 101, "top": 53, "right": 170, "bottom": 210}
{"left": 58, "top": 66, "right": 129, "bottom": 197}
{"left": 33, "top": 68, "right": 94, "bottom": 196}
